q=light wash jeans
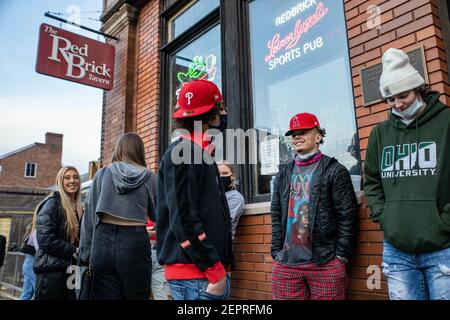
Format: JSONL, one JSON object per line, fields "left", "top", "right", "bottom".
{"left": 382, "top": 240, "right": 450, "bottom": 300}
{"left": 20, "top": 254, "right": 36, "bottom": 300}
{"left": 168, "top": 275, "right": 230, "bottom": 300}
{"left": 150, "top": 248, "right": 172, "bottom": 300}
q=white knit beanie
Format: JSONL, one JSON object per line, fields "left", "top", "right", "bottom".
{"left": 379, "top": 48, "right": 425, "bottom": 98}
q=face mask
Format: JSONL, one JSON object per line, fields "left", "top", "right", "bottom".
{"left": 220, "top": 176, "right": 232, "bottom": 190}
{"left": 297, "top": 151, "right": 318, "bottom": 161}
{"left": 391, "top": 97, "right": 424, "bottom": 120}
{"left": 210, "top": 114, "right": 228, "bottom": 132}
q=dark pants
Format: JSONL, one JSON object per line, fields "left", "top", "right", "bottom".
{"left": 91, "top": 222, "right": 152, "bottom": 300}
{"left": 35, "top": 271, "right": 76, "bottom": 300}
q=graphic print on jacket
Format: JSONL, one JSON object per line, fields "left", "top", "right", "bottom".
{"left": 279, "top": 161, "right": 320, "bottom": 264}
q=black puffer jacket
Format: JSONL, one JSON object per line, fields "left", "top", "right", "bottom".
{"left": 271, "top": 155, "right": 358, "bottom": 265}
{"left": 34, "top": 192, "right": 77, "bottom": 273}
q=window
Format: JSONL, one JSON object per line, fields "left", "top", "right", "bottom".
{"left": 168, "top": 24, "right": 222, "bottom": 140}
{"left": 24, "top": 162, "right": 37, "bottom": 178}
{"left": 248, "top": 0, "right": 361, "bottom": 199}
{"left": 159, "top": 0, "right": 361, "bottom": 204}
{"left": 161, "top": 1, "right": 221, "bottom": 148}
{"left": 168, "top": 0, "right": 219, "bottom": 41}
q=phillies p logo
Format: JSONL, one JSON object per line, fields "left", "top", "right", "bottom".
{"left": 185, "top": 92, "right": 194, "bottom": 105}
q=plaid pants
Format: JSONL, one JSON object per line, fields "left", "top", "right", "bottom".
{"left": 272, "top": 256, "right": 348, "bottom": 300}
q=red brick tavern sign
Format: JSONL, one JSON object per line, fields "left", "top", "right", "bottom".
{"left": 36, "top": 23, "right": 115, "bottom": 90}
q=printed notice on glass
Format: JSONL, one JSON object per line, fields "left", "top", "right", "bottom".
{"left": 260, "top": 137, "right": 280, "bottom": 175}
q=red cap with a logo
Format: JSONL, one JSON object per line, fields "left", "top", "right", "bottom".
{"left": 173, "top": 80, "right": 223, "bottom": 119}
{"left": 285, "top": 113, "right": 321, "bottom": 136}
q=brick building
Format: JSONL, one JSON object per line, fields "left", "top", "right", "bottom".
{"left": 0, "top": 132, "right": 63, "bottom": 189}
{"left": 0, "top": 133, "right": 62, "bottom": 298}
{"left": 98, "top": 0, "right": 450, "bottom": 299}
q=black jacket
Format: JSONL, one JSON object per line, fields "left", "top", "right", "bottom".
{"left": 0, "top": 235, "right": 6, "bottom": 268}
{"left": 34, "top": 192, "right": 77, "bottom": 273}
{"left": 271, "top": 155, "right": 358, "bottom": 265}
{"left": 156, "top": 138, "right": 234, "bottom": 272}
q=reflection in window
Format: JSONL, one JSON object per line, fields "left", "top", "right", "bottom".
{"left": 168, "top": 0, "right": 219, "bottom": 41}
{"left": 168, "top": 24, "right": 221, "bottom": 141}
{"left": 249, "top": 0, "right": 361, "bottom": 196}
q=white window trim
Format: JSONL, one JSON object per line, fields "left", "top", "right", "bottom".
{"left": 24, "top": 162, "right": 37, "bottom": 178}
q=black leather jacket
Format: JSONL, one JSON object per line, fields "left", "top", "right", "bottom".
{"left": 34, "top": 192, "right": 77, "bottom": 273}
{"left": 271, "top": 155, "right": 358, "bottom": 265}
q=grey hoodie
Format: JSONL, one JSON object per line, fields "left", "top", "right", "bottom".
{"left": 79, "top": 162, "right": 157, "bottom": 263}
{"left": 99, "top": 162, "right": 157, "bottom": 221}
{"left": 109, "top": 161, "right": 151, "bottom": 194}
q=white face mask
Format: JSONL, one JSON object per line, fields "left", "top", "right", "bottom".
{"left": 391, "top": 97, "right": 424, "bottom": 120}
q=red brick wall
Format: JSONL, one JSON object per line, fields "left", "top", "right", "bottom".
{"left": 101, "top": 17, "right": 138, "bottom": 166}
{"left": 135, "top": 0, "right": 161, "bottom": 172}
{"left": 0, "top": 133, "right": 62, "bottom": 189}
{"left": 101, "top": 1, "right": 160, "bottom": 171}
{"left": 231, "top": 215, "right": 273, "bottom": 300}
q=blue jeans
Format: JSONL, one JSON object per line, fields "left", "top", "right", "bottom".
{"left": 382, "top": 240, "right": 450, "bottom": 300}
{"left": 151, "top": 248, "right": 172, "bottom": 300}
{"left": 20, "top": 254, "right": 36, "bottom": 300}
{"left": 168, "top": 276, "right": 230, "bottom": 300}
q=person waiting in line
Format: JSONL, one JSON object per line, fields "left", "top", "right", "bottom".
{"left": 0, "top": 234, "right": 6, "bottom": 270}
{"left": 19, "top": 222, "right": 38, "bottom": 300}
{"left": 80, "top": 132, "right": 157, "bottom": 300}
{"left": 271, "top": 113, "right": 358, "bottom": 300}
{"left": 146, "top": 219, "right": 172, "bottom": 300}
{"left": 34, "top": 166, "right": 83, "bottom": 300}
{"left": 217, "top": 161, "right": 244, "bottom": 240}
{"left": 156, "top": 79, "right": 233, "bottom": 300}
{"left": 364, "top": 48, "right": 450, "bottom": 300}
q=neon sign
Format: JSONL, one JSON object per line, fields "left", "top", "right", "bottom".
{"left": 176, "top": 54, "right": 217, "bottom": 90}
{"left": 264, "top": 2, "right": 328, "bottom": 67}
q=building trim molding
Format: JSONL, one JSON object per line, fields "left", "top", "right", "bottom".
{"left": 101, "top": 3, "right": 139, "bottom": 37}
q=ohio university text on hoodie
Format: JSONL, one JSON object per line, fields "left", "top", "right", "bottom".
{"left": 79, "top": 162, "right": 157, "bottom": 262}
{"left": 364, "top": 92, "right": 450, "bottom": 253}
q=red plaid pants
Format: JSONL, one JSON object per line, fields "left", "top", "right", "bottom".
{"left": 272, "top": 256, "right": 348, "bottom": 300}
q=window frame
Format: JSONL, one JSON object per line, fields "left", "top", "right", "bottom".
{"left": 24, "top": 162, "right": 37, "bottom": 178}
{"left": 159, "top": 2, "right": 221, "bottom": 157}
{"left": 158, "top": 0, "right": 360, "bottom": 204}
{"left": 243, "top": 0, "right": 361, "bottom": 202}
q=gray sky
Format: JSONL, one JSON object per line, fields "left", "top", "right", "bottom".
{"left": 0, "top": 0, "right": 104, "bottom": 174}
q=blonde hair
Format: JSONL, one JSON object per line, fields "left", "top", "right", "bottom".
{"left": 55, "top": 166, "right": 81, "bottom": 243}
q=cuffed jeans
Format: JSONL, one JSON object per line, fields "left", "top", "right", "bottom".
{"left": 91, "top": 223, "right": 152, "bottom": 300}
{"left": 168, "top": 276, "right": 230, "bottom": 300}
{"left": 382, "top": 240, "right": 450, "bottom": 300}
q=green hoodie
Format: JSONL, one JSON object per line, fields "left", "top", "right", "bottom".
{"left": 364, "top": 91, "right": 450, "bottom": 253}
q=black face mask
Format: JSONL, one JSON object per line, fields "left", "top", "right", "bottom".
{"left": 220, "top": 176, "right": 233, "bottom": 190}
{"left": 210, "top": 114, "right": 228, "bottom": 132}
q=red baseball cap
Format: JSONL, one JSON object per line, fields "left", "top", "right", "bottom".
{"left": 173, "top": 80, "right": 223, "bottom": 119}
{"left": 285, "top": 113, "right": 321, "bottom": 136}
